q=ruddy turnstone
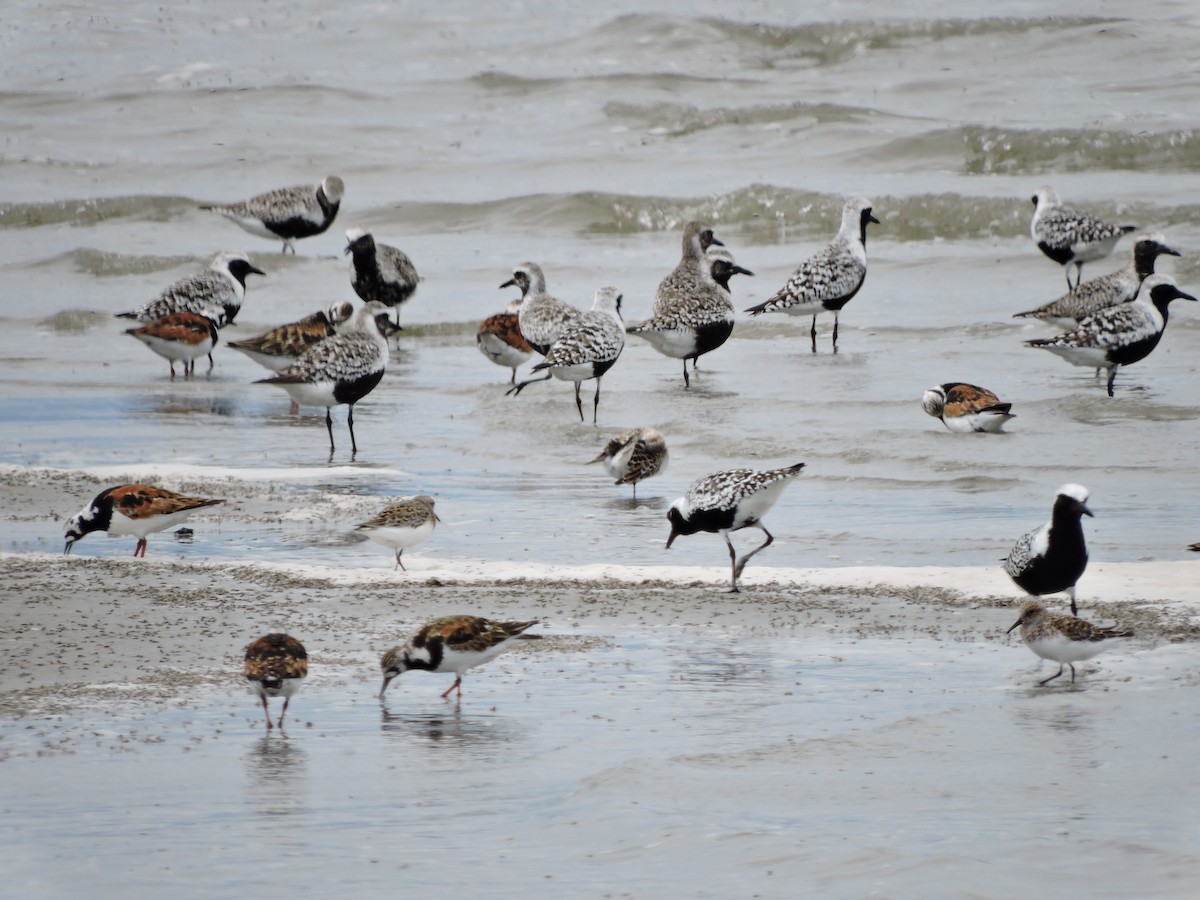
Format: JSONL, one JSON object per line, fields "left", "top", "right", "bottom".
{"left": 626, "top": 221, "right": 738, "bottom": 388}
{"left": 666, "top": 463, "right": 806, "bottom": 592}
{"left": 1007, "top": 599, "right": 1133, "bottom": 687}
{"left": 345, "top": 228, "right": 420, "bottom": 327}
{"left": 227, "top": 300, "right": 355, "bottom": 373}
{"left": 354, "top": 495, "right": 439, "bottom": 571}
{"left": 1025, "top": 273, "right": 1197, "bottom": 396}
{"left": 124, "top": 307, "right": 225, "bottom": 379}
{"left": 202, "top": 175, "right": 344, "bottom": 254}
{"left": 379, "top": 615, "right": 540, "bottom": 700}
{"left": 63, "top": 484, "right": 225, "bottom": 557}
{"left": 1003, "top": 483, "right": 1092, "bottom": 617}
{"left": 1030, "top": 186, "right": 1136, "bottom": 291}
{"left": 244, "top": 633, "right": 308, "bottom": 730}
{"left": 501, "top": 262, "right": 584, "bottom": 356}
{"left": 115, "top": 251, "right": 265, "bottom": 325}
{"left": 745, "top": 196, "right": 878, "bottom": 353}
{"left": 508, "top": 286, "right": 625, "bottom": 423}
{"left": 1013, "top": 232, "right": 1181, "bottom": 328}
{"left": 255, "top": 300, "right": 390, "bottom": 456}
{"left": 921, "top": 383, "right": 1015, "bottom": 433}
{"left": 476, "top": 298, "right": 534, "bottom": 384}
{"left": 589, "top": 427, "right": 668, "bottom": 499}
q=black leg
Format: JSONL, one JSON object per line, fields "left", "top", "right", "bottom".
{"left": 395, "top": 548, "right": 406, "bottom": 572}
{"left": 832, "top": 313, "right": 839, "bottom": 353}
{"left": 682, "top": 360, "right": 691, "bottom": 389}
{"left": 325, "top": 407, "right": 336, "bottom": 453}
{"left": 206, "top": 352, "right": 214, "bottom": 373}
{"left": 1038, "top": 664, "right": 1065, "bottom": 686}
{"left": 723, "top": 532, "right": 740, "bottom": 592}
{"left": 810, "top": 315, "right": 817, "bottom": 353}
{"left": 348, "top": 404, "right": 358, "bottom": 455}
{"left": 1068, "top": 586, "right": 1078, "bottom": 618}
{"left": 733, "top": 524, "right": 775, "bottom": 582}
{"left": 592, "top": 379, "right": 601, "bottom": 425}
{"left": 574, "top": 382, "right": 584, "bottom": 422}
{"left": 507, "top": 370, "right": 553, "bottom": 396}
{"left": 1106, "top": 366, "right": 1117, "bottom": 398}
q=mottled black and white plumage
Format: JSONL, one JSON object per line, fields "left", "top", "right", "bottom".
{"left": 666, "top": 463, "right": 806, "bottom": 592}
{"left": 921, "top": 382, "right": 1014, "bottom": 433}
{"left": 627, "top": 222, "right": 739, "bottom": 388}
{"left": 501, "top": 262, "right": 584, "bottom": 357}
{"left": 1026, "top": 273, "right": 1197, "bottom": 396}
{"left": 345, "top": 227, "right": 420, "bottom": 327}
{"left": 1014, "top": 232, "right": 1181, "bottom": 327}
{"left": 115, "top": 251, "right": 265, "bottom": 325}
{"left": 1003, "top": 483, "right": 1093, "bottom": 617}
{"left": 202, "top": 175, "right": 344, "bottom": 254}
{"left": 1007, "top": 599, "right": 1132, "bottom": 687}
{"left": 255, "top": 300, "right": 390, "bottom": 456}
{"left": 378, "top": 615, "right": 541, "bottom": 700}
{"left": 745, "top": 196, "right": 878, "bottom": 353}
{"left": 1030, "top": 186, "right": 1136, "bottom": 291}
{"left": 508, "top": 286, "right": 625, "bottom": 423}
{"left": 589, "top": 427, "right": 668, "bottom": 499}
{"left": 125, "top": 307, "right": 225, "bottom": 379}
{"left": 228, "top": 300, "right": 355, "bottom": 373}
{"left": 244, "top": 633, "right": 308, "bottom": 730}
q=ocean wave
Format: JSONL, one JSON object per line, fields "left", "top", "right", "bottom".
{"left": 0, "top": 195, "right": 193, "bottom": 230}
{"left": 603, "top": 99, "right": 879, "bottom": 137}
{"left": 961, "top": 127, "right": 1200, "bottom": 175}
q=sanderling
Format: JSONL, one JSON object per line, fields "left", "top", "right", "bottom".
{"left": 921, "top": 382, "right": 1015, "bottom": 433}
{"left": 1030, "top": 186, "right": 1135, "bottom": 291}
{"left": 501, "top": 261, "right": 584, "bottom": 356}
{"left": 1007, "top": 599, "right": 1133, "bottom": 687}
{"left": 244, "top": 633, "right": 308, "bottom": 730}
{"left": 63, "top": 484, "right": 225, "bottom": 557}
{"left": 666, "top": 463, "right": 806, "bottom": 592}
{"left": 125, "top": 307, "right": 225, "bottom": 379}
{"left": 345, "top": 228, "right": 420, "bottom": 328}
{"left": 745, "top": 196, "right": 878, "bottom": 353}
{"left": 354, "top": 495, "right": 439, "bottom": 571}
{"left": 228, "top": 300, "right": 355, "bottom": 373}
{"left": 1003, "top": 483, "right": 1092, "bottom": 617}
{"left": 589, "top": 427, "right": 668, "bottom": 499}
{"left": 626, "top": 222, "right": 739, "bottom": 387}
{"left": 1014, "top": 232, "right": 1181, "bottom": 328}
{"left": 202, "top": 175, "right": 344, "bottom": 254}
{"left": 378, "top": 615, "right": 541, "bottom": 700}
{"left": 255, "top": 300, "right": 390, "bottom": 456}
{"left": 477, "top": 298, "right": 534, "bottom": 384}
{"left": 115, "top": 251, "right": 264, "bottom": 325}
{"left": 1026, "top": 273, "right": 1197, "bottom": 396}
{"left": 508, "top": 286, "right": 625, "bottom": 423}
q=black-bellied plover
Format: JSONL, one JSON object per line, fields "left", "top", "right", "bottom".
{"left": 1030, "top": 186, "right": 1135, "bottom": 291}
{"left": 345, "top": 228, "right": 420, "bottom": 328}
{"left": 589, "top": 427, "right": 668, "bottom": 499}
{"left": 1003, "top": 483, "right": 1092, "bottom": 617}
{"left": 500, "top": 262, "right": 584, "bottom": 357}
{"left": 202, "top": 175, "right": 344, "bottom": 254}
{"left": 63, "top": 485, "right": 225, "bottom": 557}
{"left": 921, "top": 383, "right": 1015, "bottom": 433}
{"left": 115, "top": 251, "right": 264, "bottom": 325}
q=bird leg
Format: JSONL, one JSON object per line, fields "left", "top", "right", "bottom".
{"left": 394, "top": 548, "right": 406, "bottom": 572}
{"left": 440, "top": 676, "right": 463, "bottom": 699}
{"left": 724, "top": 533, "right": 740, "bottom": 593}
{"left": 347, "top": 403, "right": 358, "bottom": 456}
{"left": 574, "top": 382, "right": 584, "bottom": 422}
{"left": 1067, "top": 585, "right": 1078, "bottom": 618}
{"left": 1105, "top": 366, "right": 1118, "bottom": 398}
{"left": 1038, "top": 664, "right": 1066, "bottom": 687}
{"left": 507, "top": 370, "right": 553, "bottom": 397}
{"left": 169, "top": 362, "right": 177, "bottom": 380}
{"left": 733, "top": 524, "right": 775, "bottom": 583}
{"left": 324, "top": 407, "right": 336, "bottom": 453}
{"left": 278, "top": 697, "right": 291, "bottom": 730}
{"left": 260, "top": 696, "right": 273, "bottom": 730}
{"left": 509, "top": 368, "right": 517, "bottom": 385}
{"left": 592, "top": 379, "right": 602, "bottom": 425}
{"left": 810, "top": 315, "right": 818, "bottom": 354}
{"left": 206, "top": 352, "right": 215, "bottom": 374}
{"left": 682, "top": 360, "right": 691, "bottom": 389}
{"left": 134, "top": 538, "right": 148, "bottom": 558}
{"left": 832, "top": 313, "right": 840, "bottom": 354}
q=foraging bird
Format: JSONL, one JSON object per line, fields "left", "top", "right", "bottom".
{"left": 378, "top": 615, "right": 541, "bottom": 700}
{"left": 1003, "top": 484, "right": 1092, "bottom": 617}
{"left": 745, "top": 196, "right": 878, "bottom": 353}
{"left": 508, "top": 286, "right": 625, "bottom": 423}
{"left": 255, "top": 300, "right": 390, "bottom": 456}
{"left": 354, "top": 495, "right": 439, "bottom": 571}
{"left": 1029, "top": 186, "right": 1135, "bottom": 291}
{"left": 1007, "top": 599, "right": 1133, "bottom": 687}
{"left": 202, "top": 175, "right": 344, "bottom": 254}
{"left": 589, "top": 427, "right": 669, "bottom": 499}
{"left": 115, "top": 251, "right": 264, "bottom": 325}
{"left": 501, "top": 262, "right": 584, "bottom": 357}
{"left": 244, "top": 633, "right": 308, "bottom": 730}
{"left": 345, "top": 228, "right": 420, "bottom": 328}
{"left": 1013, "top": 232, "right": 1181, "bottom": 328}
{"left": 63, "top": 484, "right": 225, "bottom": 557}
{"left": 476, "top": 297, "right": 534, "bottom": 384}
{"left": 1025, "top": 273, "right": 1197, "bottom": 397}
{"left": 921, "top": 383, "right": 1014, "bottom": 433}
{"left": 124, "top": 307, "right": 225, "bottom": 379}
{"left": 666, "top": 463, "right": 806, "bottom": 592}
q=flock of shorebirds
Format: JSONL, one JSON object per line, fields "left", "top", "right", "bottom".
{"left": 59, "top": 176, "right": 1185, "bottom": 726}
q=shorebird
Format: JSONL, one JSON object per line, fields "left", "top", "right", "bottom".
{"left": 125, "top": 307, "right": 225, "bottom": 379}
{"left": 115, "top": 251, "right": 264, "bottom": 325}
{"left": 202, "top": 175, "right": 344, "bottom": 254}
{"left": 500, "top": 261, "right": 584, "bottom": 357}
{"left": 345, "top": 228, "right": 420, "bottom": 327}
{"left": 227, "top": 300, "right": 355, "bottom": 373}
{"left": 354, "top": 495, "right": 439, "bottom": 571}
{"left": 666, "top": 463, "right": 806, "bottom": 592}
{"left": 476, "top": 297, "right": 534, "bottom": 384}
{"left": 63, "top": 484, "right": 225, "bottom": 557}
{"left": 378, "top": 615, "right": 541, "bottom": 700}
{"left": 1029, "top": 186, "right": 1135, "bottom": 291}
{"left": 589, "top": 427, "right": 669, "bottom": 499}
{"left": 626, "top": 221, "right": 739, "bottom": 387}
{"left": 1007, "top": 600, "right": 1133, "bottom": 686}
{"left": 1013, "top": 232, "right": 1181, "bottom": 328}
{"left": 255, "top": 300, "right": 390, "bottom": 456}
{"left": 1026, "top": 273, "right": 1197, "bottom": 396}
{"left": 508, "top": 286, "right": 625, "bottom": 423}
{"left": 921, "top": 382, "right": 1015, "bottom": 433}
{"left": 745, "top": 196, "right": 878, "bottom": 353}
{"left": 244, "top": 633, "right": 308, "bottom": 730}
{"left": 705, "top": 245, "right": 755, "bottom": 292}
{"left": 1003, "top": 483, "right": 1092, "bottom": 617}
